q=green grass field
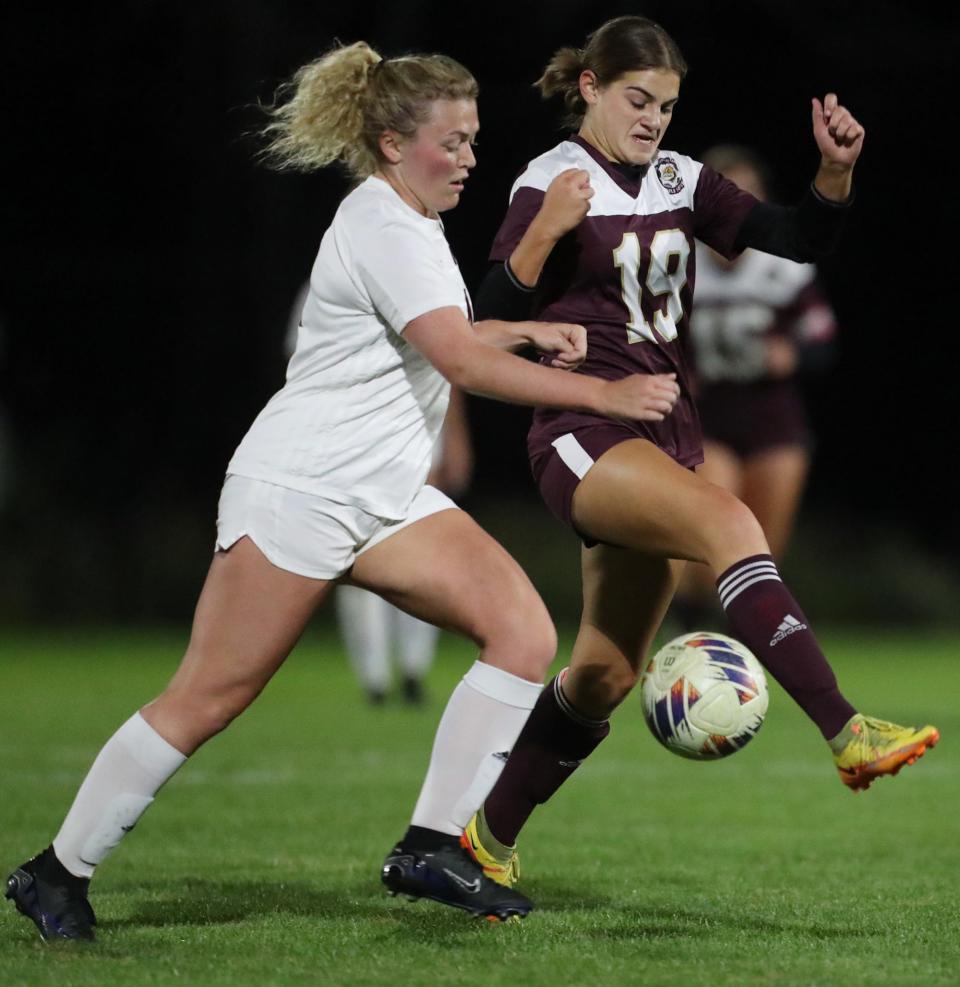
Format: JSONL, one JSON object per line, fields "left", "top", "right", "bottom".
{"left": 1, "top": 626, "right": 957, "bottom": 986}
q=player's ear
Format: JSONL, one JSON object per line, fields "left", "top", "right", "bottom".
{"left": 379, "top": 130, "right": 404, "bottom": 165}
{"left": 579, "top": 70, "right": 601, "bottom": 106}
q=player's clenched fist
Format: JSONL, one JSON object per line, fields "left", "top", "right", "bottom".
{"left": 527, "top": 321, "right": 588, "bottom": 369}
{"left": 598, "top": 372, "right": 681, "bottom": 422}
{"left": 534, "top": 168, "right": 594, "bottom": 240}
{"left": 812, "top": 93, "right": 864, "bottom": 168}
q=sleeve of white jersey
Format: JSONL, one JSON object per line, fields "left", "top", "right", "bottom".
{"left": 354, "top": 219, "right": 466, "bottom": 335}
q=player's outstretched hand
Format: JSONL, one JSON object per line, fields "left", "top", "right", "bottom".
{"left": 528, "top": 321, "right": 587, "bottom": 369}
{"left": 812, "top": 93, "right": 864, "bottom": 169}
{"left": 534, "top": 168, "right": 594, "bottom": 240}
{"left": 599, "top": 373, "right": 680, "bottom": 422}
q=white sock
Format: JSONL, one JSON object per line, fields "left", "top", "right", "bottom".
{"left": 393, "top": 607, "right": 440, "bottom": 679}
{"left": 337, "top": 586, "right": 392, "bottom": 694}
{"left": 53, "top": 712, "right": 187, "bottom": 878}
{"left": 410, "top": 661, "right": 541, "bottom": 836}
{"left": 451, "top": 750, "right": 509, "bottom": 828}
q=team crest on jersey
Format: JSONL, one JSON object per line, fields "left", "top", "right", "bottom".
{"left": 655, "top": 156, "right": 684, "bottom": 194}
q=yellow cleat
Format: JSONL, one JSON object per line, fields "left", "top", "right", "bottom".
{"left": 461, "top": 809, "right": 520, "bottom": 888}
{"left": 830, "top": 714, "right": 940, "bottom": 792}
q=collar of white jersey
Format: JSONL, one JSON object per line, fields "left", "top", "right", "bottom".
{"left": 363, "top": 174, "right": 446, "bottom": 229}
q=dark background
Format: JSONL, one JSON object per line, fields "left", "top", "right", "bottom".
{"left": 1, "top": 1, "right": 957, "bottom": 623}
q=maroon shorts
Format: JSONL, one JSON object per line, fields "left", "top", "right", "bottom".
{"left": 698, "top": 381, "right": 811, "bottom": 458}
{"left": 529, "top": 421, "right": 702, "bottom": 541}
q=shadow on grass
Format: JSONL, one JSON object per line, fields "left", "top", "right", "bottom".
{"left": 111, "top": 877, "right": 521, "bottom": 940}
{"left": 102, "top": 876, "right": 874, "bottom": 944}
{"left": 111, "top": 878, "right": 387, "bottom": 929}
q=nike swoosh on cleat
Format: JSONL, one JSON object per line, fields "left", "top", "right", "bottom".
{"left": 442, "top": 869, "right": 481, "bottom": 894}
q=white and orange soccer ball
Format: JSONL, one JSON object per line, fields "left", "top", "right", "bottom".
{"left": 640, "top": 632, "right": 769, "bottom": 759}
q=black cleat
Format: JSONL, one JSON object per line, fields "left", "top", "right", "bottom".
{"left": 381, "top": 843, "right": 533, "bottom": 922}
{"left": 5, "top": 847, "right": 97, "bottom": 942}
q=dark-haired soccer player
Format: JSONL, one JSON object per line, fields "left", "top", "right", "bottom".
{"left": 460, "top": 14, "right": 938, "bottom": 896}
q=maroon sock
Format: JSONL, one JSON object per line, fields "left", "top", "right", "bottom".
{"left": 717, "top": 554, "right": 856, "bottom": 739}
{"left": 483, "top": 674, "right": 609, "bottom": 846}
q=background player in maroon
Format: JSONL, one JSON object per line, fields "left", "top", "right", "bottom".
{"left": 461, "top": 15, "right": 938, "bottom": 896}
{"left": 672, "top": 145, "right": 839, "bottom": 630}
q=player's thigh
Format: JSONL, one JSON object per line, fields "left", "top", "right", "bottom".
{"left": 566, "top": 545, "right": 684, "bottom": 713}
{"left": 698, "top": 440, "right": 745, "bottom": 498}
{"left": 741, "top": 445, "right": 809, "bottom": 557}
{"left": 571, "top": 439, "right": 767, "bottom": 569}
{"left": 679, "top": 441, "right": 746, "bottom": 596}
{"left": 347, "top": 507, "right": 555, "bottom": 674}
{"left": 145, "top": 536, "right": 333, "bottom": 753}
{"left": 168, "top": 537, "right": 332, "bottom": 695}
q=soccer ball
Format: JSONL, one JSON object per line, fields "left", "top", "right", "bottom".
{"left": 640, "top": 632, "right": 768, "bottom": 759}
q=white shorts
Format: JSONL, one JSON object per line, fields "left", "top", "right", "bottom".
{"left": 215, "top": 475, "right": 458, "bottom": 580}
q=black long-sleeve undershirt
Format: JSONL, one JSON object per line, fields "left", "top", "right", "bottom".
{"left": 736, "top": 182, "right": 853, "bottom": 261}
{"left": 473, "top": 259, "right": 536, "bottom": 321}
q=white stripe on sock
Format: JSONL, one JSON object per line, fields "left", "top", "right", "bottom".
{"left": 717, "top": 560, "right": 780, "bottom": 598}
{"left": 720, "top": 573, "right": 782, "bottom": 609}
{"left": 718, "top": 561, "right": 780, "bottom": 608}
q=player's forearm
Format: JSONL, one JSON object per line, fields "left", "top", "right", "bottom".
{"left": 449, "top": 343, "right": 603, "bottom": 413}
{"left": 812, "top": 161, "right": 853, "bottom": 203}
{"left": 472, "top": 319, "right": 533, "bottom": 351}
{"left": 508, "top": 215, "right": 562, "bottom": 287}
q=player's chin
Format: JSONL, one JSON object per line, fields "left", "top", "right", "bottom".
{"left": 438, "top": 188, "right": 463, "bottom": 212}
{"left": 626, "top": 138, "right": 658, "bottom": 163}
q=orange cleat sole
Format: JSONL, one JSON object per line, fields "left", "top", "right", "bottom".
{"left": 838, "top": 729, "right": 940, "bottom": 792}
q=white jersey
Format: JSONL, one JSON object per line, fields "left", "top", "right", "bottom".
{"left": 229, "top": 176, "right": 469, "bottom": 519}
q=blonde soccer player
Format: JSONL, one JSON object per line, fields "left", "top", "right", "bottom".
{"left": 5, "top": 41, "right": 684, "bottom": 938}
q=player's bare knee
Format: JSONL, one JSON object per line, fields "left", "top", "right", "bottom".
{"left": 704, "top": 489, "right": 766, "bottom": 561}
{"left": 482, "top": 599, "right": 556, "bottom": 680}
{"left": 522, "top": 612, "right": 558, "bottom": 677}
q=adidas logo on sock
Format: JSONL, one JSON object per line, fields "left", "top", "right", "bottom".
{"left": 770, "top": 613, "right": 807, "bottom": 646}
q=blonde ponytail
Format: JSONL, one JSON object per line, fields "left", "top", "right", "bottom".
{"left": 260, "top": 42, "right": 478, "bottom": 179}
{"left": 260, "top": 41, "right": 382, "bottom": 173}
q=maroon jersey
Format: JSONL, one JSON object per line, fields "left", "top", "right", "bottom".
{"left": 490, "top": 136, "right": 756, "bottom": 469}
